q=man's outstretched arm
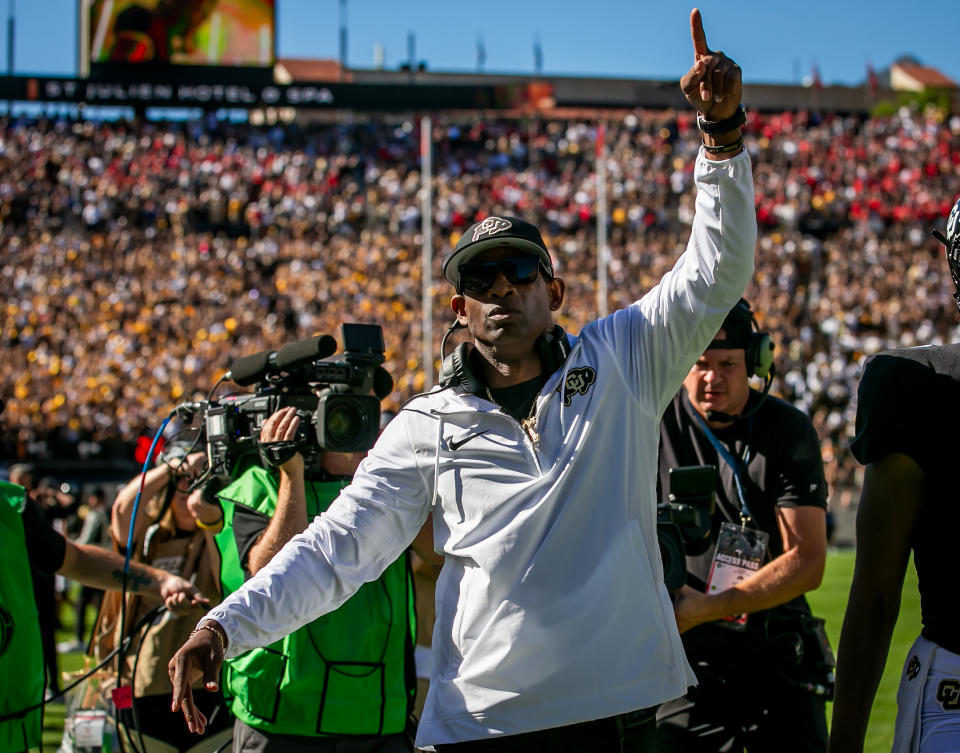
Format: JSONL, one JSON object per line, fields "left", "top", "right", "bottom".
{"left": 59, "top": 540, "right": 208, "bottom": 614}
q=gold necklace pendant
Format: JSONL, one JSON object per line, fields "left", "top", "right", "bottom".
{"left": 521, "top": 416, "right": 539, "bottom": 445}
{"left": 485, "top": 386, "right": 540, "bottom": 445}
{"left": 521, "top": 392, "right": 539, "bottom": 445}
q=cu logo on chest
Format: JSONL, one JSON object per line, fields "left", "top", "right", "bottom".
{"left": 559, "top": 367, "right": 597, "bottom": 406}
{"left": 937, "top": 679, "right": 960, "bottom": 711}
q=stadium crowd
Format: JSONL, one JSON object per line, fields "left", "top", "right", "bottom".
{"left": 2, "top": 105, "right": 960, "bottom": 509}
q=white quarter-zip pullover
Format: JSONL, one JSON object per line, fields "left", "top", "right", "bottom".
{"left": 207, "top": 147, "right": 757, "bottom": 748}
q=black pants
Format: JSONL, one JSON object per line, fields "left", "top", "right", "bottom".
{"left": 435, "top": 709, "right": 656, "bottom": 752}
{"left": 656, "top": 677, "right": 827, "bottom": 753}
{"left": 119, "top": 692, "right": 232, "bottom": 752}
{"left": 74, "top": 586, "right": 102, "bottom": 643}
{"left": 233, "top": 720, "right": 411, "bottom": 753}
{"left": 32, "top": 570, "right": 59, "bottom": 693}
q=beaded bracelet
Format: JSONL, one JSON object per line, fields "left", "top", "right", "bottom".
{"left": 702, "top": 136, "right": 744, "bottom": 155}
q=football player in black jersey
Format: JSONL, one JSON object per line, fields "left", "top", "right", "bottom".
{"left": 829, "top": 197, "right": 960, "bottom": 753}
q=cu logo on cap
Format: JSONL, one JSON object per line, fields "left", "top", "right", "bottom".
{"left": 948, "top": 201, "right": 960, "bottom": 242}
{"left": 473, "top": 217, "right": 512, "bottom": 242}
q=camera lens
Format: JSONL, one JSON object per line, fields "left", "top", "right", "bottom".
{"left": 325, "top": 403, "right": 363, "bottom": 445}
{"left": 317, "top": 393, "right": 380, "bottom": 452}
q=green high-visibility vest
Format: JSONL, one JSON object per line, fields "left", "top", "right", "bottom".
{"left": 214, "top": 466, "right": 415, "bottom": 738}
{"left": 0, "top": 481, "right": 44, "bottom": 752}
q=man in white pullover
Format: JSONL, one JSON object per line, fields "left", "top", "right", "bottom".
{"left": 169, "top": 9, "right": 757, "bottom": 751}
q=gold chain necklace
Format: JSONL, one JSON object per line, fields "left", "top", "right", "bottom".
{"left": 485, "top": 385, "right": 540, "bottom": 445}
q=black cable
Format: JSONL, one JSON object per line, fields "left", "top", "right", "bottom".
{"left": 703, "top": 368, "right": 775, "bottom": 425}
{"left": 389, "top": 321, "right": 468, "bottom": 414}
{"left": 125, "top": 607, "right": 166, "bottom": 753}
{"left": 114, "top": 410, "right": 183, "bottom": 752}
{"left": 115, "top": 613, "right": 154, "bottom": 753}
{"left": 116, "top": 420, "right": 170, "bottom": 738}
{"left": 439, "top": 320, "right": 465, "bottom": 361}
{"left": 0, "top": 605, "right": 164, "bottom": 723}
{"left": 115, "top": 704, "right": 129, "bottom": 753}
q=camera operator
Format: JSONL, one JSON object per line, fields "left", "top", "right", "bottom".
{"left": 0, "top": 476, "right": 207, "bottom": 753}
{"left": 170, "top": 10, "right": 755, "bottom": 750}
{"left": 655, "top": 299, "right": 832, "bottom": 753}
{"left": 207, "top": 405, "right": 417, "bottom": 753}
{"left": 91, "top": 443, "right": 231, "bottom": 752}
{"left": 828, "top": 198, "right": 960, "bottom": 753}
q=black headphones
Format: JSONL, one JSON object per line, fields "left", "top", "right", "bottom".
{"left": 727, "top": 299, "right": 775, "bottom": 380}
{"left": 701, "top": 301, "right": 776, "bottom": 425}
{"left": 438, "top": 323, "right": 571, "bottom": 394}
{"left": 746, "top": 330, "right": 775, "bottom": 380}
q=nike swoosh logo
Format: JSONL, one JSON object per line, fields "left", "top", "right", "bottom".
{"left": 448, "top": 430, "right": 489, "bottom": 451}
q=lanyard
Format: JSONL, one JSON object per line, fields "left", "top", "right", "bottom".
{"left": 686, "top": 396, "right": 756, "bottom": 525}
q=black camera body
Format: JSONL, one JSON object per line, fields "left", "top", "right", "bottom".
{"left": 203, "top": 323, "right": 392, "bottom": 475}
{"left": 658, "top": 465, "right": 716, "bottom": 590}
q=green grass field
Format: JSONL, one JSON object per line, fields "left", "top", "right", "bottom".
{"left": 807, "top": 548, "right": 922, "bottom": 753}
{"left": 35, "top": 550, "right": 921, "bottom": 753}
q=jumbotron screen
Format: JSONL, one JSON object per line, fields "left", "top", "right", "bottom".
{"left": 87, "top": 0, "right": 275, "bottom": 67}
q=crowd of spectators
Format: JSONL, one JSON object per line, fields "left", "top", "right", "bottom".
{"left": 2, "top": 105, "right": 959, "bottom": 509}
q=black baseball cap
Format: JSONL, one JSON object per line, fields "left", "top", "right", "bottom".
{"left": 707, "top": 298, "right": 753, "bottom": 350}
{"left": 443, "top": 216, "right": 554, "bottom": 287}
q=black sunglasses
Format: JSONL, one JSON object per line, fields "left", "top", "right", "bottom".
{"left": 458, "top": 256, "right": 550, "bottom": 295}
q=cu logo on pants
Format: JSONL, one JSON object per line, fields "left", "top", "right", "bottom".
{"left": 936, "top": 679, "right": 960, "bottom": 710}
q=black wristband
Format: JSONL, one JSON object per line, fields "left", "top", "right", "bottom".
{"left": 702, "top": 136, "right": 744, "bottom": 155}
{"left": 697, "top": 104, "right": 746, "bottom": 135}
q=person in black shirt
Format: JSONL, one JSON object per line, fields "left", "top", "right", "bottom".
{"left": 828, "top": 198, "right": 960, "bottom": 753}
{"left": 2, "top": 479, "right": 207, "bottom": 753}
{"left": 656, "top": 299, "right": 831, "bottom": 753}
{"left": 10, "top": 464, "right": 62, "bottom": 696}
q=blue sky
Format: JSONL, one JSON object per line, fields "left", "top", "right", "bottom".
{"left": 9, "top": 0, "right": 960, "bottom": 87}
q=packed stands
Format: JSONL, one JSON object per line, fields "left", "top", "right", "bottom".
{"left": 3, "top": 106, "right": 960, "bottom": 504}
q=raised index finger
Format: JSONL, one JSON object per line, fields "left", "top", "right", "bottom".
{"left": 690, "top": 8, "right": 709, "bottom": 59}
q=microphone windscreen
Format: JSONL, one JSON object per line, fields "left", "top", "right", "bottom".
{"left": 275, "top": 335, "right": 338, "bottom": 370}
{"left": 373, "top": 366, "right": 394, "bottom": 399}
{"left": 705, "top": 410, "right": 736, "bottom": 423}
{"left": 229, "top": 351, "right": 272, "bottom": 386}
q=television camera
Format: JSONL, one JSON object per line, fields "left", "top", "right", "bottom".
{"left": 180, "top": 324, "right": 394, "bottom": 478}
{"left": 658, "top": 464, "right": 716, "bottom": 590}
